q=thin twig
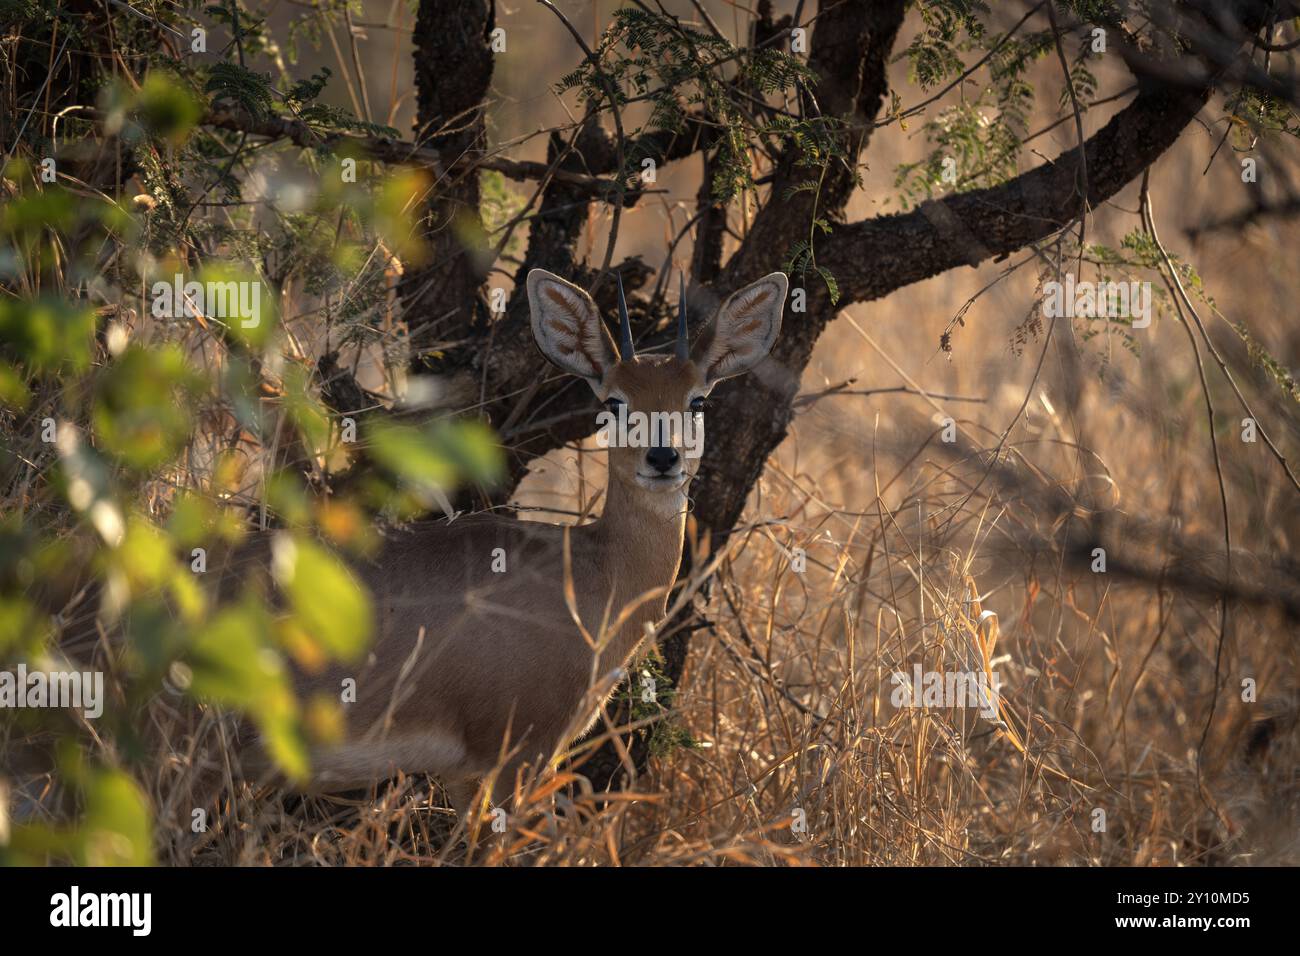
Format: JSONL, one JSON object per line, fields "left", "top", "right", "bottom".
{"left": 537, "top": 0, "right": 627, "bottom": 297}
{"left": 1139, "top": 171, "right": 1233, "bottom": 837}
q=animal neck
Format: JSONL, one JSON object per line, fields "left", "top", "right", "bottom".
{"left": 585, "top": 474, "right": 688, "bottom": 662}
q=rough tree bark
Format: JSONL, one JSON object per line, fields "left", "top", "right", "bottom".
{"left": 401, "top": 0, "right": 497, "bottom": 366}
{"left": 394, "top": 0, "right": 1274, "bottom": 790}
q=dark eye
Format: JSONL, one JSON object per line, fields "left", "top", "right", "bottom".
{"left": 604, "top": 396, "right": 626, "bottom": 411}
{"left": 689, "top": 397, "right": 706, "bottom": 413}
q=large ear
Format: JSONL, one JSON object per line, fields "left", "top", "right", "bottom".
{"left": 527, "top": 269, "right": 620, "bottom": 388}
{"left": 691, "top": 272, "right": 787, "bottom": 386}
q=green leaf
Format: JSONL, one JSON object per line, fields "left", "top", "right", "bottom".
{"left": 92, "top": 344, "right": 198, "bottom": 471}
{"left": 0, "top": 183, "right": 76, "bottom": 237}
{"left": 79, "top": 768, "right": 153, "bottom": 866}
{"left": 369, "top": 419, "right": 505, "bottom": 495}
{"left": 0, "top": 295, "right": 97, "bottom": 375}
{"left": 186, "top": 602, "right": 309, "bottom": 781}
{"left": 206, "top": 62, "right": 276, "bottom": 121}
{"left": 369, "top": 422, "right": 458, "bottom": 489}
{"left": 132, "top": 72, "right": 203, "bottom": 144}
{"left": 0, "top": 596, "right": 51, "bottom": 655}
{"left": 0, "top": 359, "right": 31, "bottom": 410}
{"left": 195, "top": 263, "right": 277, "bottom": 349}
{"left": 430, "top": 420, "right": 506, "bottom": 488}
{"left": 108, "top": 516, "right": 206, "bottom": 623}
{"left": 272, "top": 535, "right": 371, "bottom": 662}
{"left": 816, "top": 265, "right": 841, "bottom": 305}
{"left": 283, "top": 364, "right": 331, "bottom": 457}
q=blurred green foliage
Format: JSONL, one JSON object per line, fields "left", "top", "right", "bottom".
{"left": 0, "top": 17, "right": 503, "bottom": 866}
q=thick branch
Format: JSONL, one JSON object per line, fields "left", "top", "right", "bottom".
{"left": 397, "top": 0, "right": 497, "bottom": 356}
{"left": 820, "top": 80, "right": 1212, "bottom": 306}
{"left": 722, "top": 0, "right": 908, "bottom": 284}
{"left": 203, "top": 106, "right": 634, "bottom": 200}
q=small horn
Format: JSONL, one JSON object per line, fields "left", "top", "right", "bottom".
{"left": 616, "top": 272, "right": 635, "bottom": 361}
{"left": 675, "top": 272, "right": 690, "bottom": 360}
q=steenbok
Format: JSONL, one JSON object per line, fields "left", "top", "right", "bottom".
{"left": 266, "top": 269, "right": 787, "bottom": 813}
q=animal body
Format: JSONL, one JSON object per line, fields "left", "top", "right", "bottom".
{"left": 271, "top": 268, "right": 787, "bottom": 813}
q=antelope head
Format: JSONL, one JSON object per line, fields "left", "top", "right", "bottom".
{"left": 526, "top": 269, "right": 788, "bottom": 505}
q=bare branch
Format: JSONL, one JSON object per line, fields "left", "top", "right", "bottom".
{"left": 202, "top": 106, "right": 635, "bottom": 200}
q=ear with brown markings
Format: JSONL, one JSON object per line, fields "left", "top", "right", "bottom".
{"left": 527, "top": 269, "right": 619, "bottom": 389}
{"left": 691, "top": 272, "right": 787, "bottom": 386}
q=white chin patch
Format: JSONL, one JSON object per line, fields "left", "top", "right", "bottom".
{"left": 635, "top": 473, "right": 687, "bottom": 492}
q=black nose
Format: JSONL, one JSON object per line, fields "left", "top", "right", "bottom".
{"left": 645, "top": 446, "right": 680, "bottom": 474}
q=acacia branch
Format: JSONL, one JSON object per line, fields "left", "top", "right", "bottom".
{"left": 817, "top": 1, "right": 1276, "bottom": 307}
{"left": 722, "top": 0, "right": 908, "bottom": 284}
{"left": 203, "top": 106, "right": 636, "bottom": 200}
{"left": 819, "top": 75, "right": 1212, "bottom": 307}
